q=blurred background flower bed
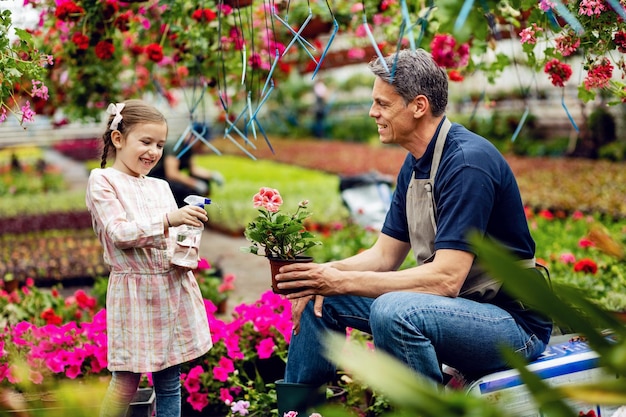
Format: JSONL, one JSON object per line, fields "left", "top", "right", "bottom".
{"left": 2, "top": 138, "right": 626, "bottom": 312}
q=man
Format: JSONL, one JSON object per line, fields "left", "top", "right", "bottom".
{"left": 274, "top": 49, "right": 552, "bottom": 405}
{"left": 150, "top": 122, "right": 224, "bottom": 207}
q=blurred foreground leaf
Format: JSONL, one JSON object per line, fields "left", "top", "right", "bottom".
{"left": 323, "top": 332, "right": 506, "bottom": 417}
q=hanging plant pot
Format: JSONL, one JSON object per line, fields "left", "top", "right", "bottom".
{"left": 267, "top": 256, "right": 313, "bottom": 295}
{"left": 300, "top": 17, "right": 333, "bottom": 38}
{"left": 223, "top": 0, "right": 254, "bottom": 8}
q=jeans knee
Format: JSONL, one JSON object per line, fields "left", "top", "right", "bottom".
{"left": 370, "top": 293, "right": 401, "bottom": 336}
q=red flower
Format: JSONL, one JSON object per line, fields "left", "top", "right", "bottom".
{"left": 71, "top": 32, "right": 89, "bottom": 50}
{"left": 430, "top": 34, "right": 470, "bottom": 69}
{"left": 614, "top": 31, "right": 626, "bottom": 53}
{"left": 192, "top": 8, "right": 217, "bottom": 22}
{"left": 54, "top": 0, "right": 84, "bottom": 22}
{"left": 538, "top": 209, "right": 554, "bottom": 220}
{"left": 544, "top": 58, "right": 572, "bottom": 87}
{"left": 203, "top": 9, "right": 217, "bottom": 21}
{"left": 573, "top": 258, "right": 598, "bottom": 274}
{"left": 115, "top": 12, "right": 132, "bottom": 32}
{"left": 249, "top": 52, "right": 263, "bottom": 70}
{"left": 145, "top": 43, "right": 164, "bottom": 63}
{"left": 40, "top": 307, "right": 63, "bottom": 325}
{"left": 584, "top": 58, "right": 613, "bottom": 90}
{"left": 131, "top": 44, "right": 145, "bottom": 56}
{"left": 102, "top": 0, "right": 119, "bottom": 20}
{"left": 448, "top": 70, "right": 464, "bottom": 82}
{"left": 95, "top": 40, "right": 115, "bottom": 60}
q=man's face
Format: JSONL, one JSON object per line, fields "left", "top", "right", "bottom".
{"left": 369, "top": 78, "right": 415, "bottom": 145}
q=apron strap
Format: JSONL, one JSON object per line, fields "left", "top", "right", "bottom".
{"left": 427, "top": 117, "right": 452, "bottom": 232}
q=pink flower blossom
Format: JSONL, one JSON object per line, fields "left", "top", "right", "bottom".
{"left": 554, "top": 35, "right": 580, "bottom": 56}
{"left": 256, "top": 337, "right": 276, "bottom": 359}
{"left": 559, "top": 253, "right": 576, "bottom": 264}
{"left": 231, "top": 400, "right": 250, "bottom": 416}
{"left": 539, "top": 0, "right": 555, "bottom": 11}
{"left": 519, "top": 24, "right": 542, "bottom": 44}
{"left": 31, "top": 80, "right": 49, "bottom": 100}
{"left": 20, "top": 101, "right": 35, "bottom": 124}
{"left": 219, "top": 387, "right": 234, "bottom": 403}
{"left": 253, "top": 187, "right": 283, "bottom": 213}
{"left": 187, "top": 391, "right": 210, "bottom": 411}
{"left": 578, "top": 237, "right": 595, "bottom": 248}
{"left": 347, "top": 47, "right": 366, "bottom": 60}
{"left": 579, "top": 0, "right": 606, "bottom": 16}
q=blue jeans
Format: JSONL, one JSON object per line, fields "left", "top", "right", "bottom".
{"left": 284, "top": 292, "right": 549, "bottom": 385}
{"left": 99, "top": 365, "right": 181, "bottom": 417}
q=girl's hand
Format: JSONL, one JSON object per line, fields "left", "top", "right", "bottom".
{"left": 165, "top": 206, "right": 208, "bottom": 228}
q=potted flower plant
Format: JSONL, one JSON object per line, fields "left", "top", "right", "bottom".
{"left": 241, "top": 187, "right": 321, "bottom": 294}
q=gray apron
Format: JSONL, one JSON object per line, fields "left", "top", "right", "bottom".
{"left": 406, "top": 118, "right": 534, "bottom": 302}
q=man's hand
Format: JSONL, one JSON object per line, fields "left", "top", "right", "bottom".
{"left": 291, "top": 295, "right": 324, "bottom": 335}
{"left": 275, "top": 262, "right": 340, "bottom": 298}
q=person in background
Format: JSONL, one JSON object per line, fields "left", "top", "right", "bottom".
{"left": 273, "top": 49, "right": 552, "bottom": 414}
{"left": 150, "top": 121, "right": 224, "bottom": 207}
{"left": 86, "top": 100, "right": 212, "bottom": 417}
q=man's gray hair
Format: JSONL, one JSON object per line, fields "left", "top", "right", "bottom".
{"left": 367, "top": 49, "right": 448, "bottom": 117}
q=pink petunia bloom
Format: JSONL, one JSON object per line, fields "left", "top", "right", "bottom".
{"left": 256, "top": 337, "right": 276, "bottom": 359}
{"left": 219, "top": 387, "right": 233, "bottom": 404}
{"left": 187, "top": 391, "right": 210, "bottom": 411}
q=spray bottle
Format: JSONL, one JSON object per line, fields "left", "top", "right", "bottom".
{"left": 171, "top": 195, "right": 211, "bottom": 269}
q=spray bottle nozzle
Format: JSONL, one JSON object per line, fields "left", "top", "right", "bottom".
{"left": 184, "top": 195, "right": 211, "bottom": 208}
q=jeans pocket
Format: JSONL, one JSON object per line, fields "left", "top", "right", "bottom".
{"left": 515, "top": 333, "right": 546, "bottom": 361}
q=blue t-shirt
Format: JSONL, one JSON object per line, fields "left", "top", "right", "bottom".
{"left": 382, "top": 121, "right": 535, "bottom": 260}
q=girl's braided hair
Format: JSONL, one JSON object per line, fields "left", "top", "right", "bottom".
{"left": 100, "top": 99, "right": 167, "bottom": 168}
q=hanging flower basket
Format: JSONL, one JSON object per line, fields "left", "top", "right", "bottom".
{"left": 223, "top": 0, "right": 254, "bottom": 8}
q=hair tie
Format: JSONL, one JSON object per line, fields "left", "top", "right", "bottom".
{"left": 107, "top": 103, "right": 125, "bottom": 131}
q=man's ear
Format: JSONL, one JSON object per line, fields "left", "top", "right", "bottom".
{"left": 111, "top": 130, "right": 123, "bottom": 149}
{"left": 412, "top": 95, "right": 429, "bottom": 118}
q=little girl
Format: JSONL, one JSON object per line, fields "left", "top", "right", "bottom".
{"left": 86, "top": 100, "right": 212, "bottom": 417}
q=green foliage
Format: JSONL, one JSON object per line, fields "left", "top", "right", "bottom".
{"left": 323, "top": 333, "right": 507, "bottom": 417}
{"left": 196, "top": 155, "right": 351, "bottom": 231}
{"left": 470, "top": 234, "right": 626, "bottom": 406}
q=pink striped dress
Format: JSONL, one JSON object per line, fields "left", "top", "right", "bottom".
{"left": 86, "top": 168, "right": 212, "bottom": 373}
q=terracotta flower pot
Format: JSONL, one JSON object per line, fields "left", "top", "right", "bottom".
{"left": 223, "top": 0, "right": 253, "bottom": 8}
{"left": 267, "top": 256, "right": 313, "bottom": 295}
